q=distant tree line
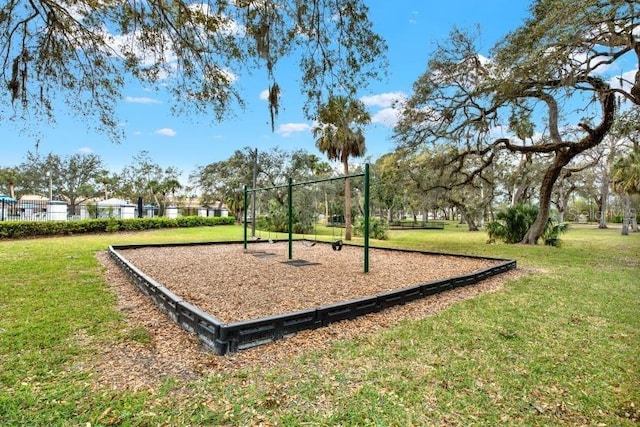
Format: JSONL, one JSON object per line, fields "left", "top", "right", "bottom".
{"left": 0, "top": 150, "right": 186, "bottom": 216}
{"left": 1, "top": 139, "right": 637, "bottom": 235}
{"left": 2, "top": 0, "right": 639, "bottom": 240}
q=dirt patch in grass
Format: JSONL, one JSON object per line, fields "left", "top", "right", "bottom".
{"left": 92, "top": 243, "right": 520, "bottom": 392}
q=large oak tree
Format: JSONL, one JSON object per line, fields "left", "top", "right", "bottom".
{"left": 18, "top": 151, "right": 106, "bottom": 212}
{"left": 395, "top": 0, "right": 639, "bottom": 244}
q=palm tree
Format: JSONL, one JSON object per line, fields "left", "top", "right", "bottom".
{"left": 163, "top": 178, "right": 183, "bottom": 205}
{"left": 612, "top": 149, "right": 640, "bottom": 194}
{"left": 0, "top": 167, "right": 18, "bottom": 199}
{"left": 612, "top": 148, "right": 640, "bottom": 234}
{"left": 99, "top": 173, "right": 117, "bottom": 200}
{"left": 313, "top": 96, "right": 370, "bottom": 240}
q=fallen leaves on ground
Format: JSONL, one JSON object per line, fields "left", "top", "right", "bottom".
{"left": 89, "top": 246, "right": 520, "bottom": 392}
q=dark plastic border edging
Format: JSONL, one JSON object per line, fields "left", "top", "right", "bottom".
{"left": 108, "top": 240, "right": 516, "bottom": 355}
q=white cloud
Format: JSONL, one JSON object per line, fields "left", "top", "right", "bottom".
{"left": 77, "top": 147, "right": 93, "bottom": 154}
{"left": 155, "top": 128, "right": 177, "bottom": 137}
{"left": 360, "top": 92, "right": 407, "bottom": 128}
{"left": 409, "top": 10, "right": 418, "bottom": 25}
{"left": 276, "top": 123, "right": 310, "bottom": 137}
{"left": 608, "top": 69, "right": 635, "bottom": 91}
{"left": 360, "top": 92, "right": 407, "bottom": 108}
{"left": 488, "top": 125, "right": 512, "bottom": 140}
{"left": 371, "top": 107, "right": 401, "bottom": 127}
{"left": 188, "top": 4, "right": 244, "bottom": 36}
{"left": 259, "top": 89, "right": 269, "bottom": 100}
{"left": 106, "top": 10, "right": 242, "bottom": 83}
{"left": 125, "top": 96, "right": 161, "bottom": 104}
{"left": 477, "top": 54, "right": 492, "bottom": 67}
{"left": 218, "top": 67, "right": 239, "bottom": 84}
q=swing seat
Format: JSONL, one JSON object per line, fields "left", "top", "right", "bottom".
{"left": 331, "top": 240, "right": 343, "bottom": 251}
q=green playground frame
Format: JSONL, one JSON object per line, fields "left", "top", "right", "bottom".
{"left": 243, "top": 164, "right": 371, "bottom": 273}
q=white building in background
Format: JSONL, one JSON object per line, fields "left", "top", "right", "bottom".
{"left": 206, "top": 200, "right": 229, "bottom": 217}
{"left": 78, "top": 198, "right": 134, "bottom": 219}
{"left": 18, "top": 194, "right": 49, "bottom": 220}
{"left": 46, "top": 200, "right": 68, "bottom": 221}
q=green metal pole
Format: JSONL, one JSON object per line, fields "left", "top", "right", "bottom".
{"left": 288, "top": 177, "right": 293, "bottom": 260}
{"left": 363, "top": 163, "right": 370, "bottom": 273}
{"left": 243, "top": 185, "right": 248, "bottom": 249}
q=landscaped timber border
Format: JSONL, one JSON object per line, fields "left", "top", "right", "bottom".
{"left": 108, "top": 240, "right": 516, "bottom": 355}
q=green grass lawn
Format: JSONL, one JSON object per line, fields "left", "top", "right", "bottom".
{"left": 0, "top": 223, "right": 638, "bottom": 426}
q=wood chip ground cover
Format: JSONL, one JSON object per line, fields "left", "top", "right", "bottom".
{"left": 115, "top": 242, "right": 500, "bottom": 323}
{"left": 94, "top": 243, "right": 519, "bottom": 391}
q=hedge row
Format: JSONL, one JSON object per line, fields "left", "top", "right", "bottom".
{"left": 0, "top": 216, "right": 236, "bottom": 239}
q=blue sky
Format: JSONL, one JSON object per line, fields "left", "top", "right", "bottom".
{"left": 1, "top": 1, "right": 533, "bottom": 178}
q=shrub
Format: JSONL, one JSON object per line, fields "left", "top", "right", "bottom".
{"left": 486, "top": 204, "right": 539, "bottom": 244}
{"left": 353, "top": 216, "right": 389, "bottom": 240}
{"left": 611, "top": 213, "right": 623, "bottom": 223}
{"left": 542, "top": 221, "right": 570, "bottom": 247}
{"left": 0, "top": 216, "right": 235, "bottom": 239}
{"left": 486, "top": 204, "right": 569, "bottom": 246}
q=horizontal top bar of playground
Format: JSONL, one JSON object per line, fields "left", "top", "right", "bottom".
{"left": 244, "top": 171, "right": 365, "bottom": 193}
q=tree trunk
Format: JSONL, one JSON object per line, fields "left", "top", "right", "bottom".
{"left": 152, "top": 193, "right": 162, "bottom": 216}
{"left": 467, "top": 217, "right": 479, "bottom": 231}
{"left": 526, "top": 79, "right": 614, "bottom": 243}
{"left": 598, "top": 167, "right": 610, "bottom": 228}
{"left": 343, "top": 160, "right": 352, "bottom": 241}
{"left": 621, "top": 194, "right": 630, "bottom": 235}
{"left": 324, "top": 191, "right": 329, "bottom": 224}
{"left": 511, "top": 153, "right": 530, "bottom": 206}
{"left": 511, "top": 183, "right": 528, "bottom": 206}
{"left": 521, "top": 156, "right": 568, "bottom": 244}
{"left": 556, "top": 186, "right": 566, "bottom": 223}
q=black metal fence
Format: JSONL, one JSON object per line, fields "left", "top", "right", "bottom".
{"left": 0, "top": 199, "right": 227, "bottom": 221}
{"left": 1, "top": 199, "right": 50, "bottom": 221}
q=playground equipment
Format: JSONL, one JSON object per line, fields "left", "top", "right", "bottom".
{"left": 243, "top": 164, "right": 370, "bottom": 272}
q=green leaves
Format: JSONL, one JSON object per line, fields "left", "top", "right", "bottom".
{"left": 612, "top": 148, "right": 640, "bottom": 195}
{"left": 487, "top": 204, "right": 539, "bottom": 244}
{"left": 1, "top": 0, "right": 387, "bottom": 141}
{"left": 487, "top": 203, "right": 569, "bottom": 246}
{"left": 0, "top": 216, "right": 235, "bottom": 239}
{"left": 395, "top": 0, "right": 638, "bottom": 244}
{"left": 313, "top": 95, "right": 370, "bottom": 164}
